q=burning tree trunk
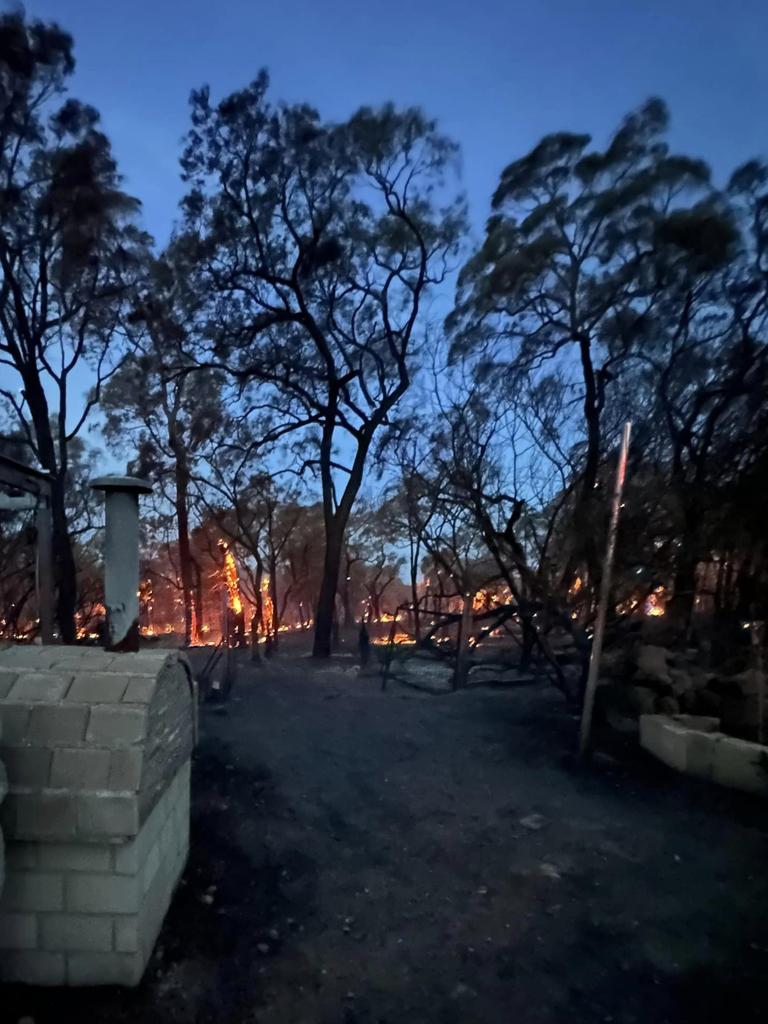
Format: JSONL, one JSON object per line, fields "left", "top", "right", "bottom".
{"left": 267, "top": 550, "right": 279, "bottom": 648}
{"left": 219, "top": 541, "right": 244, "bottom": 646}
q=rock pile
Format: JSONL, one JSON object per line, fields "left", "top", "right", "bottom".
{"left": 596, "top": 643, "right": 766, "bottom": 740}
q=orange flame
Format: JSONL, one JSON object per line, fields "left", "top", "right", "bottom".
{"left": 220, "top": 542, "right": 243, "bottom": 614}
{"left": 644, "top": 586, "right": 666, "bottom": 617}
{"left": 190, "top": 594, "right": 201, "bottom": 645}
{"left": 261, "top": 579, "right": 274, "bottom": 635}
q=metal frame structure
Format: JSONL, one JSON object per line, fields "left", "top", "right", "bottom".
{"left": 0, "top": 453, "right": 54, "bottom": 644}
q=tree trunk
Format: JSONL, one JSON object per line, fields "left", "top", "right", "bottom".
{"left": 342, "top": 579, "right": 352, "bottom": 627}
{"left": 268, "top": 552, "right": 279, "bottom": 649}
{"left": 454, "top": 592, "right": 474, "bottom": 689}
{"left": 250, "top": 563, "right": 264, "bottom": 662}
{"left": 22, "top": 371, "right": 77, "bottom": 643}
{"left": 313, "top": 520, "right": 344, "bottom": 657}
{"left": 342, "top": 552, "right": 354, "bottom": 626}
{"left": 519, "top": 615, "right": 537, "bottom": 671}
{"left": 410, "top": 560, "right": 421, "bottom": 643}
{"left": 671, "top": 551, "right": 697, "bottom": 628}
{"left": 50, "top": 471, "right": 77, "bottom": 644}
{"left": 174, "top": 459, "right": 196, "bottom": 646}
{"left": 250, "top": 614, "right": 261, "bottom": 663}
{"left": 192, "top": 559, "right": 204, "bottom": 636}
{"left": 313, "top": 418, "right": 371, "bottom": 658}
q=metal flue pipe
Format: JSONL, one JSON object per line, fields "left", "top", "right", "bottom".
{"left": 91, "top": 476, "right": 153, "bottom": 652}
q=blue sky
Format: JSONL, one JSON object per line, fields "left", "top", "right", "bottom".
{"left": 3, "top": 0, "right": 767, "bottom": 468}
{"left": 31, "top": 0, "right": 768, "bottom": 246}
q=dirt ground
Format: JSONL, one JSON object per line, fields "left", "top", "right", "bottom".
{"left": 5, "top": 650, "right": 768, "bottom": 1024}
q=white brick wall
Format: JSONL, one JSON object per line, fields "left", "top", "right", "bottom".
{"left": 0, "top": 757, "right": 190, "bottom": 986}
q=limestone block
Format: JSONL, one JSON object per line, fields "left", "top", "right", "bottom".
{"left": 77, "top": 793, "right": 139, "bottom": 837}
{"left": 1, "top": 950, "right": 66, "bottom": 985}
{"left": 711, "top": 736, "right": 768, "bottom": 796}
{"left": 0, "top": 671, "right": 18, "bottom": 698}
{"left": 28, "top": 704, "right": 89, "bottom": 746}
{"left": 0, "top": 911, "right": 37, "bottom": 949}
{"left": 639, "top": 715, "right": 688, "bottom": 772}
{"left": 65, "top": 872, "right": 140, "bottom": 914}
{"left": 122, "top": 677, "right": 156, "bottom": 703}
{"left": 9, "top": 672, "right": 73, "bottom": 702}
{"left": 86, "top": 706, "right": 147, "bottom": 746}
{"left": 50, "top": 747, "right": 111, "bottom": 789}
{"left": 108, "top": 748, "right": 143, "bottom": 791}
{"left": 68, "top": 951, "right": 142, "bottom": 986}
{"left": 2, "top": 746, "right": 52, "bottom": 787}
{"left": 68, "top": 673, "right": 130, "bottom": 703}
{"left": 1, "top": 704, "right": 31, "bottom": 743}
{"left": 15, "top": 792, "right": 78, "bottom": 839}
{"left": 3, "top": 871, "right": 63, "bottom": 911}
{"left": 37, "top": 843, "right": 111, "bottom": 872}
{"left": 685, "top": 729, "right": 719, "bottom": 779}
{"left": 41, "top": 913, "right": 113, "bottom": 952}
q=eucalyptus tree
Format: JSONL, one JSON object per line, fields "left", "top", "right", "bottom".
{"left": 103, "top": 251, "right": 224, "bottom": 645}
{"left": 179, "top": 71, "right": 465, "bottom": 655}
{"left": 450, "top": 98, "right": 720, "bottom": 581}
{"left": 0, "top": 12, "right": 148, "bottom": 639}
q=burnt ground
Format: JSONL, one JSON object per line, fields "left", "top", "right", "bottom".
{"left": 4, "top": 650, "right": 768, "bottom": 1024}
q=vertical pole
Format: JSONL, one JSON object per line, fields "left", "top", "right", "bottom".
{"left": 579, "top": 421, "right": 632, "bottom": 757}
{"left": 91, "top": 477, "right": 153, "bottom": 652}
{"left": 36, "top": 500, "right": 55, "bottom": 644}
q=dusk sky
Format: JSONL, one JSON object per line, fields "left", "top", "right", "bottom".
{"left": 31, "top": 0, "right": 768, "bottom": 247}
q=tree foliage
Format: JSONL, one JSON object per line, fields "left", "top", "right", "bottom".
{"left": 178, "top": 71, "right": 465, "bottom": 654}
{"left": 0, "top": 12, "right": 148, "bottom": 639}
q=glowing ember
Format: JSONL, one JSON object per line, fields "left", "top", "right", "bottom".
{"left": 644, "top": 587, "right": 666, "bottom": 617}
{"left": 75, "top": 603, "right": 106, "bottom": 639}
{"left": 373, "top": 631, "right": 412, "bottom": 645}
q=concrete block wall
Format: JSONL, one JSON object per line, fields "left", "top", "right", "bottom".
{"left": 640, "top": 713, "right": 768, "bottom": 796}
{"left": 0, "top": 646, "right": 194, "bottom": 986}
{"left": 0, "top": 758, "right": 190, "bottom": 985}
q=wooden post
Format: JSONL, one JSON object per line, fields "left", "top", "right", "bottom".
{"left": 579, "top": 421, "right": 632, "bottom": 757}
{"left": 36, "top": 501, "right": 55, "bottom": 644}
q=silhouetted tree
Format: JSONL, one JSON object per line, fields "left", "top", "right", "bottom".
{"left": 178, "top": 71, "right": 465, "bottom": 656}
{"left": 103, "top": 251, "right": 223, "bottom": 644}
{"left": 0, "top": 12, "right": 148, "bottom": 640}
{"left": 450, "top": 99, "right": 721, "bottom": 582}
